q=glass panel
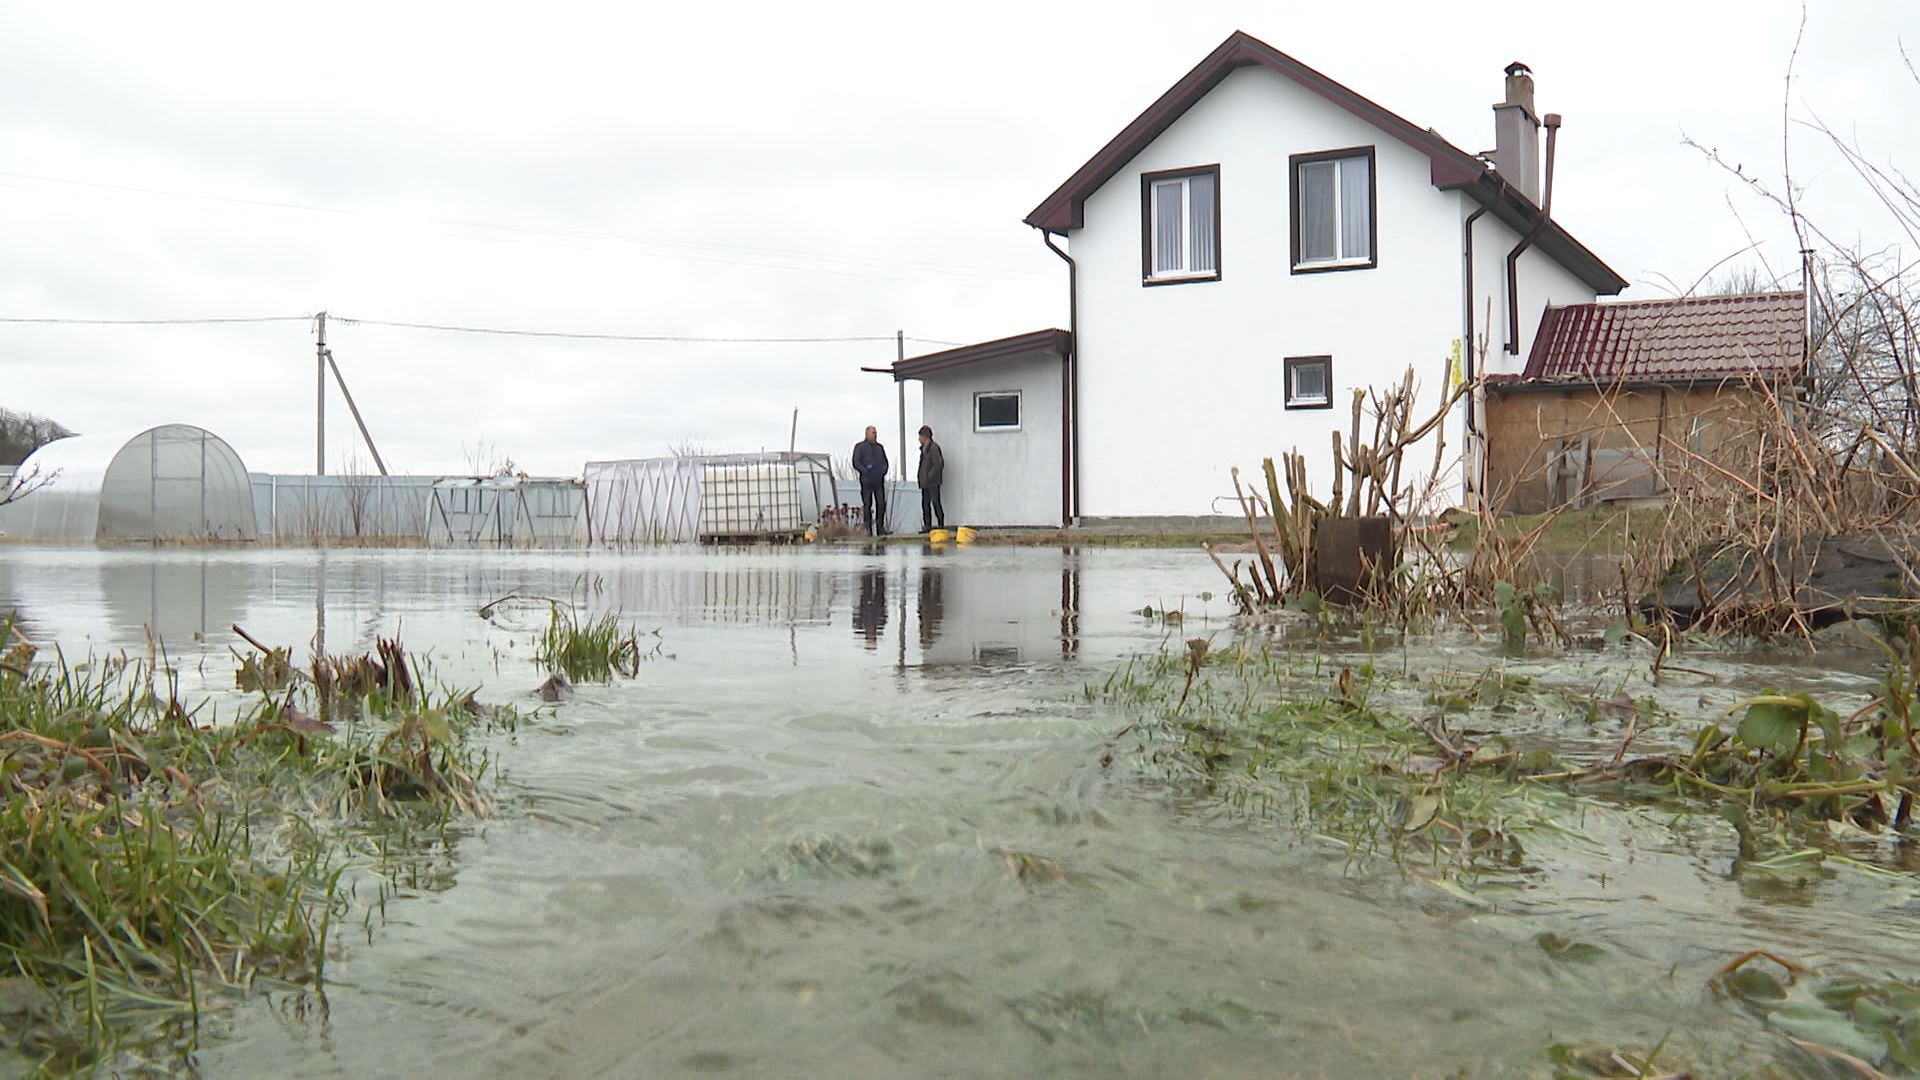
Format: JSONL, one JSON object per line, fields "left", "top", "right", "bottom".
{"left": 1153, "top": 180, "right": 1184, "bottom": 274}
{"left": 1339, "top": 155, "right": 1371, "bottom": 260}
{"left": 1188, "top": 171, "right": 1216, "bottom": 273}
{"left": 1292, "top": 361, "right": 1328, "bottom": 403}
{"left": 976, "top": 394, "right": 1021, "bottom": 428}
{"left": 1299, "top": 162, "right": 1335, "bottom": 263}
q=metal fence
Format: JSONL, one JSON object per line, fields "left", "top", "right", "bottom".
{"left": 250, "top": 473, "right": 586, "bottom": 546}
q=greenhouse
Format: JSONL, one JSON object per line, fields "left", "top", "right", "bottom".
{"left": 0, "top": 424, "right": 259, "bottom": 543}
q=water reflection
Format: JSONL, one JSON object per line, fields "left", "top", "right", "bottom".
{"left": 918, "top": 562, "right": 943, "bottom": 648}
{"left": 852, "top": 567, "right": 888, "bottom": 652}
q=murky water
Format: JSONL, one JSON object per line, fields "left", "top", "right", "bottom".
{"left": 2, "top": 544, "right": 1915, "bottom": 1077}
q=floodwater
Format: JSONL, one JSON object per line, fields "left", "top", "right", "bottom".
{"left": 0, "top": 545, "right": 1913, "bottom": 1077}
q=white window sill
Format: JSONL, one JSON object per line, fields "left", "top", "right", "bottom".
{"left": 1293, "top": 258, "right": 1372, "bottom": 272}
{"left": 1144, "top": 271, "right": 1219, "bottom": 284}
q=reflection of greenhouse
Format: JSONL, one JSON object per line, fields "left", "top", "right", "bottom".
{"left": 595, "top": 562, "right": 839, "bottom": 626}
{"left": 0, "top": 424, "right": 258, "bottom": 543}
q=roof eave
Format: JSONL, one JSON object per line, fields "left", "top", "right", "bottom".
{"left": 891, "top": 328, "right": 1071, "bottom": 381}
{"left": 1456, "top": 173, "right": 1628, "bottom": 296}
{"left": 1025, "top": 30, "right": 1488, "bottom": 235}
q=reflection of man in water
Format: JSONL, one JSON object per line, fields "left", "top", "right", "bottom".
{"left": 852, "top": 568, "right": 888, "bottom": 651}
{"left": 918, "top": 565, "right": 944, "bottom": 649}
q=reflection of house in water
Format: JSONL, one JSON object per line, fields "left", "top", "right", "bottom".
{"left": 898, "top": 550, "right": 1082, "bottom": 669}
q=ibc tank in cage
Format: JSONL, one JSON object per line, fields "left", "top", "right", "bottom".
{"left": 698, "top": 461, "right": 803, "bottom": 540}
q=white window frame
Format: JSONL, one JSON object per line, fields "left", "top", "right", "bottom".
{"left": 974, "top": 390, "right": 1022, "bottom": 432}
{"left": 1143, "top": 166, "right": 1219, "bottom": 283}
{"left": 1292, "top": 148, "right": 1375, "bottom": 272}
{"left": 1284, "top": 356, "right": 1333, "bottom": 410}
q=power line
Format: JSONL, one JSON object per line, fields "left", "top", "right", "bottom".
{"left": 0, "top": 310, "right": 969, "bottom": 347}
{"left": 333, "top": 317, "right": 895, "bottom": 343}
{"left": 0, "top": 314, "right": 311, "bottom": 325}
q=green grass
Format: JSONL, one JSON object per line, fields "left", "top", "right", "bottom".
{"left": 1, "top": 628, "right": 518, "bottom": 1074}
{"left": 535, "top": 607, "right": 647, "bottom": 682}
{"left": 1445, "top": 506, "right": 1644, "bottom": 558}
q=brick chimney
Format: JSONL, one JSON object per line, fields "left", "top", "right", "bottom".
{"left": 1493, "top": 62, "right": 1541, "bottom": 203}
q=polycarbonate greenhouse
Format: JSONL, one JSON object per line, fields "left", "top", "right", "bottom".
{"left": 0, "top": 424, "right": 259, "bottom": 543}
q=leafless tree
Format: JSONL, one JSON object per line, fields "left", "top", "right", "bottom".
{"left": 1682, "top": 19, "right": 1920, "bottom": 459}
{"left": 0, "top": 409, "right": 73, "bottom": 466}
{"left": 462, "top": 439, "right": 516, "bottom": 477}
{"left": 338, "top": 451, "right": 377, "bottom": 538}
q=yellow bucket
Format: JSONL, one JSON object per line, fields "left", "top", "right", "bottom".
{"left": 955, "top": 527, "right": 977, "bottom": 545}
{"left": 927, "top": 528, "right": 952, "bottom": 544}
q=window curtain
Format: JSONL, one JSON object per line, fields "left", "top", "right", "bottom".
{"left": 1339, "top": 156, "right": 1371, "bottom": 260}
{"left": 1188, "top": 172, "right": 1216, "bottom": 272}
{"left": 1153, "top": 181, "right": 1184, "bottom": 274}
{"left": 1299, "top": 162, "right": 1335, "bottom": 262}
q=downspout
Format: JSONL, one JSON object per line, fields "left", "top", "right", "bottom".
{"left": 1504, "top": 112, "right": 1562, "bottom": 354}
{"left": 1040, "top": 228, "right": 1079, "bottom": 526}
{"left": 1462, "top": 204, "right": 1490, "bottom": 506}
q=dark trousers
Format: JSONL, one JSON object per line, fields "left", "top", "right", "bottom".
{"left": 860, "top": 480, "right": 887, "bottom": 535}
{"left": 921, "top": 484, "right": 945, "bottom": 531}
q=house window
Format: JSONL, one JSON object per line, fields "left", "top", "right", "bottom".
{"left": 1291, "top": 147, "right": 1375, "bottom": 272}
{"left": 1140, "top": 165, "right": 1220, "bottom": 283}
{"left": 1284, "top": 356, "right": 1332, "bottom": 409}
{"left": 975, "top": 391, "right": 1021, "bottom": 431}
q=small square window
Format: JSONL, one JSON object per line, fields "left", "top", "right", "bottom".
{"left": 1284, "top": 356, "right": 1332, "bottom": 410}
{"left": 1291, "top": 147, "right": 1376, "bottom": 272}
{"left": 975, "top": 391, "right": 1021, "bottom": 430}
{"left": 1140, "top": 165, "right": 1220, "bottom": 284}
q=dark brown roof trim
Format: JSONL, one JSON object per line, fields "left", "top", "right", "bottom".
{"left": 1485, "top": 374, "right": 1796, "bottom": 393}
{"left": 891, "top": 328, "right": 1070, "bottom": 381}
{"left": 1024, "top": 30, "right": 1627, "bottom": 296}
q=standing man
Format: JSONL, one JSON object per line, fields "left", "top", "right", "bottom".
{"left": 853, "top": 425, "right": 889, "bottom": 536}
{"left": 916, "top": 424, "right": 946, "bottom": 532}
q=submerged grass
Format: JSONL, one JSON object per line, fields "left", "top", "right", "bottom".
{"left": 536, "top": 606, "right": 645, "bottom": 682}
{"left": 1103, "top": 625, "right": 1920, "bottom": 1074}
{"left": 0, "top": 623, "right": 522, "bottom": 1075}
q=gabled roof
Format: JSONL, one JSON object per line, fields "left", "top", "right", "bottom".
{"left": 1024, "top": 30, "right": 1627, "bottom": 296}
{"left": 890, "top": 328, "right": 1070, "bottom": 381}
{"left": 1507, "top": 291, "right": 1806, "bottom": 385}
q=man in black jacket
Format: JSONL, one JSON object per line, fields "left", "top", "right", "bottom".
{"left": 916, "top": 424, "right": 945, "bottom": 532}
{"left": 853, "top": 425, "right": 889, "bottom": 535}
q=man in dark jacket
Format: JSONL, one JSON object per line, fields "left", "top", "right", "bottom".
{"left": 916, "top": 424, "right": 946, "bottom": 532}
{"left": 853, "top": 425, "right": 889, "bottom": 535}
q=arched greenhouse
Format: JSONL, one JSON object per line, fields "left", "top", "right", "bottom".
{"left": 0, "top": 424, "right": 258, "bottom": 543}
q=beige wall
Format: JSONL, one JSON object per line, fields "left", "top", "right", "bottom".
{"left": 1484, "top": 383, "right": 1774, "bottom": 514}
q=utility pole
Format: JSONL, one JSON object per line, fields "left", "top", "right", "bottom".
{"left": 315, "top": 311, "right": 328, "bottom": 475}
{"left": 896, "top": 330, "right": 907, "bottom": 482}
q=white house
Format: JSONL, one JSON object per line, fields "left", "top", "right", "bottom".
{"left": 890, "top": 30, "right": 1626, "bottom": 526}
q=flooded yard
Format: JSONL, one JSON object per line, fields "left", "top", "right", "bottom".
{"left": 3, "top": 544, "right": 1916, "bottom": 1077}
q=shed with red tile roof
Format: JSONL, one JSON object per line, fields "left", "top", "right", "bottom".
{"left": 1483, "top": 291, "right": 1808, "bottom": 512}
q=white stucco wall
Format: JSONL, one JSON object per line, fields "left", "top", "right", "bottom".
{"left": 1469, "top": 211, "right": 1603, "bottom": 378}
{"left": 1065, "top": 65, "right": 1603, "bottom": 517}
{"left": 916, "top": 352, "right": 1064, "bottom": 527}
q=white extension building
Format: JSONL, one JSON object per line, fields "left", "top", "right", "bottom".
{"left": 890, "top": 30, "right": 1626, "bottom": 525}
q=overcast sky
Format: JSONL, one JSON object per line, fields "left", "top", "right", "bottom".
{"left": 1, "top": 1, "right": 1912, "bottom": 475}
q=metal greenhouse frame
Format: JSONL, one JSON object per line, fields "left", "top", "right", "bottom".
{"left": 583, "top": 452, "right": 835, "bottom": 545}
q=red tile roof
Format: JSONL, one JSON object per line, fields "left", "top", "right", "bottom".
{"left": 1513, "top": 291, "right": 1806, "bottom": 385}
